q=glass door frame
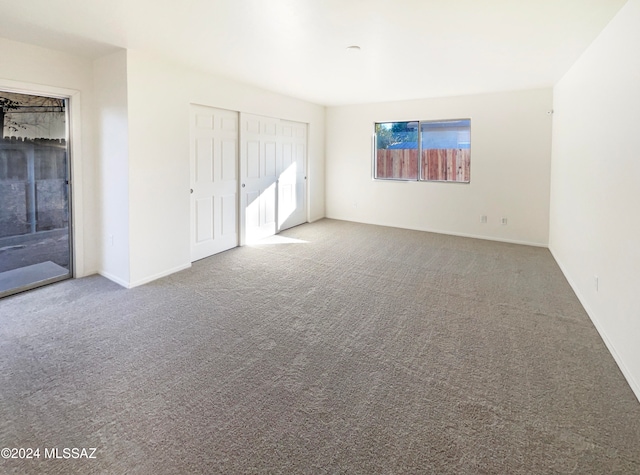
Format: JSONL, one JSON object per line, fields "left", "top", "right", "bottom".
{"left": 0, "top": 90, "right": 74, "bottom": 299}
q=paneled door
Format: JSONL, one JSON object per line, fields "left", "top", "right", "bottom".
{"left": 278, "top": 120, "right": 307, "bottom": 231}
{"left": 239, "top": 113, "right": 308, "bottom": 244}
{"left": 190, "top": 105, "right": 239, "bottom": 261}
{"left": 239, "top": 113, "right": 279, "bottom": 244}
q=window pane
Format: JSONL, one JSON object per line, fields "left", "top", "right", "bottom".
{"left": 375, "top": 121, "right": 418, "bottom": 180}
{"left": 420, "top": 119, "right": 470, "bottom": 182}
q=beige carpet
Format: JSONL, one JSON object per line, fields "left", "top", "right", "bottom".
{"left": 0, "top": 219, "right": 638, "bottom": 474}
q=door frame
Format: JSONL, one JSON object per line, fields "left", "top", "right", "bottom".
{"left": 0, "top": 79, "right": 84, "bottom": 278}
{"left": 0, "top": 80, "right": 83, "bottom": 296}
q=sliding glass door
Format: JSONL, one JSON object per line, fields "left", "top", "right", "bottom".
{"left": 0, "top": 91, "right": 72, "bottom": 298}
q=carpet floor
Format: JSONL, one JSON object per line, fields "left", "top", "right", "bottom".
{"left": 1, "top": 219, "right": 639, "bottom": 474}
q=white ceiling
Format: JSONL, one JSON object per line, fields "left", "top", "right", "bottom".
{"left": 0, "top": 0, "right": 628, "bottom": 106}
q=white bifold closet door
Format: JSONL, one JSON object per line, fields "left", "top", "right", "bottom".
{"left": 190, "top": 105, "right": 239, "bottom": 261}
{"left": 240, "top": 113, "right": 307, "bottom": 244}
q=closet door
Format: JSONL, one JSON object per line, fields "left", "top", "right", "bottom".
{"left": 190, "top": 105, "right": 238, "bottom": 261}
{"left": 278, "top": 120, "right": 307, "bottom": 231}
{"left": 240, "top": 113, "right": 308, "bottom": 244}
{"left": 239, "top": 113, "right": 278, "bottom": 244}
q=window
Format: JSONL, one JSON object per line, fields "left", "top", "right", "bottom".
{"left": 374, "top": 119, "right": 470, "bottom": 183}
{"left": 374, "top": 121, "right": 419, "bottom": 180}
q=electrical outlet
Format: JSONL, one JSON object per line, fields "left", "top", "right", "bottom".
{"left": 501, "top": 217, "right": 508, "bottom": 225}
{"left": 595, "top": 275, "right": 599, "bottom": 292}
{"left": 480, "top": 215, "right": 487, "bottom": 223}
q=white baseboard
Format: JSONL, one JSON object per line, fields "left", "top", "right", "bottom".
{"left": 549, "top": 247, "right": 640, "bottom": 404}
{"left": 99, "top": 262, "right": 192, "bottom": 289}
{"left": 128, "top": 263, "right": 192, "bottom": 289}
{"left": 327, "top": 217, "right": 548, "bottom": 248}
{"left": 98, "top": 270, "right": 130, "bottom": 288}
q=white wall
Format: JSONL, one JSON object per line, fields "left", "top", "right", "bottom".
{"left": 326, "top": 89, "right": 553, "bottom": 246}
{"left": 0, "top": 37, "right": 98, "bottom": 277}
{"left": 124, "top": 50, "right": 326, "bottom": 287}
{"left": 94, "top": 50, "right": 130, "bottom": 285}
{"left": 0, "top": 39, "right": 325, "bottom": 288}
{"left": 550, "top": 0, "right": 640, "bottom": 401}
